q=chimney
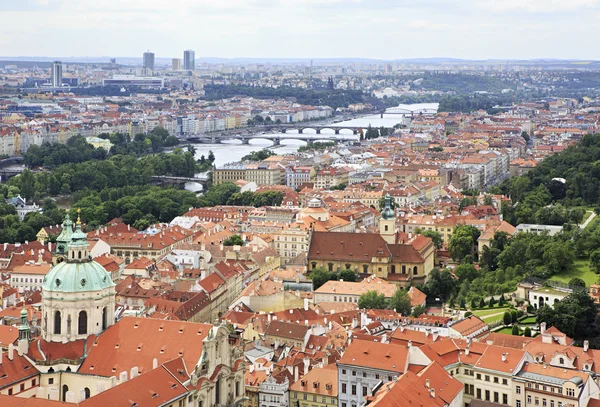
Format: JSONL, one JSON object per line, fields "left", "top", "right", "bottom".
{"left": 0, "top": 349, "right": 2, "bottom": 364}
{"left": 433, "top": 331, "right": 439, "bottom": 342}
{"left": 303, "top": 357, "right": 310, "bottom": 376}
{"left": 294, "top": 365, "right": 299, "bottom": 383}
{"left": 304, "top": 298, "right": 309, "bottom": 311}
{"left": 465, "top": 347, "right": 470, "bottom": 356}
{"left": 400, "top": 325, "right": 405, "bottom": 333}
{"left": 153, "top": 358, "right": 158, "bottom": 369}
{"left": 7, "top": 344, "right": 14, "bottom": 361}
{"left": 130, "top": 366, "right": 139, "bottom": 379}
{"left": 425, "top": 379, "right": 430, "bottom": 388}
{"left": 249, "top": 364, "right": 255, "bottom": 373}
{"left": 119, "top": 371, "right": 128, "bottom": 383}
{"left": 540, "top": 322, "right": 546, "bottom": 334}
{"left": 584, "top": 340, "right": 589, "bottom": 352}
{"left": 429, "top": 388, "right": 436, "bottom": 398}
{"left": 407, "top": 340, "right": 412, "bottom": 349}
{"left": 502, "top": 353, "right": 507, "bottom": 362}
{"left": 128, "top": 224, "right": 131, "bottom": 231}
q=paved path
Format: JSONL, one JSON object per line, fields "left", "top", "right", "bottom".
{"left": 580, "top": 211, "right": 597, "bottom": 229}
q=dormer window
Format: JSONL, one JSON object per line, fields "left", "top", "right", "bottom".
{"left": 559, "top": 357, "right": 565, "bottom": 365}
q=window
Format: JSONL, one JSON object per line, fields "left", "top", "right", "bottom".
{"left": 328, "top": 263, "right": 334, "bottom": 272}
{"left": 517, "top": 401, "right": 521, "bottom": 407}
{"left": 303, "top": 394, "right": 307, "bottom": 400}
{"left": 503, "top": 394, "right": 508, "bottom": 405}
{"left": 494, "top": 392, "right": 499, "bottom": 403}
{"left": 503, "top": 378, "right": 508, "bottom": 385}
{"left": 476, "top": 374, "right": 481, "bottom": 380}
{"left": 476, "top": 388, "right": 481, "bottom": 399}
{"left": 49, "top": 378, "right": 54, "bottom": 385}
{"left": 543, "top": 399, "right": 547, "bottom": 407}
{"left": 352, "top": 370, "right": 356, "bottom": 376}
{"left": 342, "top": 383, "right": 346, "bottom": 394}
{"left": 351, "top": 385, "right": 356, "bottom": 395}
{"left": 527, "top": 395, "right": 532, "bottom": 404}
{"left": 78, "top": 311, "right": 88, "bottom": 335}
{"left": 20, "top": 383, "right": 25, "bottom": 391}
{"left": 363, "top": 386, "right": 368, "bottom": 396}
{"left": 485, "top": 390, "right": 490, "bottom": 401}
{"left": 54, "top": 311, "right": 61, "bottom": 335}
{"left": 494, "top": 377, "right": 499, "bottom": 384}
{"left": 413, "top": 266, "right": 418, "bottom": 275}
{"left": 84, "top": 388, "right": 91, "bottom": 400}
{"left": 535, "top": 397, "right": 539, "bottom": 406}
{"left": 362, "top": 372, "right": 367, "bottom": 378}
{"left": 363, "top": 265, "right": 368, "bottom": 273}
{"left": 375, "top": 374, "right": 380, "bottom": 380}
{"left": 342, "top": 369, "right": 346, "bottom": 375}
{"left": 566, "top": 388, "right": 575, "bottom": 397}
{"left": 516, "top": 386, "right": 521, "bottom": 394}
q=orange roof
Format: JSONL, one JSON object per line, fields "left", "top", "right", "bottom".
{"left": 338, "top": 340, "right": 408, "bottom": 373}
{"left": 79, "top": 317, "right": 212, "bottom": 377}
{"left": 289, "top": 364, "right": 338, "bottom": 396}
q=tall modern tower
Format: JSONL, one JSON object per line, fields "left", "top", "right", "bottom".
{"left": 143, "top": 51, "right": 155, "bottom": 70}
{"left": 183, "top": 50, "right": 195, "bottom": 71}
{"left": 172, "top": 58, "right": 182, "bottom": 71}
{"left": 51, "top": 61, "right": 63, "bottom": 87}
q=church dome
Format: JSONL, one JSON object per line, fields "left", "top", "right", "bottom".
{"left": 42, "top": 260, "right": 114, "bottom": 293}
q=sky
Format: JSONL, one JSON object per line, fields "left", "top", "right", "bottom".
{"left": 1, "top": 0, "right": 600, "bottom": 61}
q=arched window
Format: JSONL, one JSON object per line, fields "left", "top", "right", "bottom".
{"left": 384, "top": 225, "right": 389, "bottom": 231}
{"left": 84, "top": 388, "right": 91, "bottom": 399}
{"left": 402, "top": 265, "right": 406, "bottom": 274}
{"left": 363, "top": 265, "right": 368, "bottom": 274}
{"left": 78, "top": 311, "right": 88, "bottom": 335}
{"left": 559, "top": 357, "right": 565, "bottom": 365}
{"left": 391, "top": 265, "right": 396, "bottom": 274}
{"left": 102, "top": 307, "right": 108, "bottom": 331}
{"left": 328, "top": 263, "right": 334, "bottom": 272}
{"left": 54, "top": 311, "right": 61, "bottom": 335}
{"left": 311, "top": 262, "right": 317, "bottom": 270}
{"left": 62, "top": 385, "right": 69, "bottom": 402}
{"left": 78, "top": 251, "right": 81, "bottom": 259}
{"left": 413, "top": 266, "right": 418, "bottom": 275}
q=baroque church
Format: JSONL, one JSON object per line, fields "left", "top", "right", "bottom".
{"left": 12, "top": 214, "right": 245, "bottom": 406}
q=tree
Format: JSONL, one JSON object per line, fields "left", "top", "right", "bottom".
{"left": 223, "top": 235, "right": 244, "bottom": 246}
{"left": 448, "top": 225, "right": 480, "bottom": 262}
{"left": 498, "top": 294, "right": 506, "bottom": 307}
{"left": 523, "top": 327, "right": 532, "bottom": 337}
{"left": 521, "top": 131, "right": 530, "bottom": 142}
{"left": 19, "top": 169, "right": 36, "bottom": 201}
{"left": 488, "top": 296, "right": 496, "bottom": 308}
{"left": 569, "top": 277, "right": 586, "bottom": 289}
{"left": 479, "top": 298, "right": 486, "bottom": 309}
{"left": 412, "top": 304, "right": 427, "bottom": 317}
{"left": 470, "top": 297, "right": 478, "bottom": 309}
{"left": 459, "top": 297, "right": 466, "bottom": 309}
{"left": 448, "top": 295, "right": 455, "bottom": 309}
{"left": 536, "top": 288, "right": 598, "bottom": 338}
{"left": 416, "top": 229, "right": 443, "bottom": 250}
{"left": 309, "top": 267, "right": 337, "bottom": 290}
{"left": 339, "top": 269, "right": 357, "bottom": 282}
{"left": 503, "top": 311, "right": 512, "bottom": 325}
{"left": 358, "top": 290, "right": 387, "bottom": 309}
{"left": 421, "top": 268, "right": 457, "bottom": 302}
{"left": 511, "top": 310, "right": 518, "bottom": 324}
{"left": 512, "top": 325, "right": 520, "bottom": 335}
{"left": 455, "top": 263, "right": 478, "bottom": 283}
{"left": 591, "top": 249, "right": 600, "bottom": 273}
{"left": 389, "top": 289, "right": 412, "bottom": 316}
{"left": 484, "top": 195, "right": 493, "bottom": 206}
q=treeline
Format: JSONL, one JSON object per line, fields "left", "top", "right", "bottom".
{"left": 497, "top": 134, "right": 600, "bottom": 209}
{"left": 24, "top": 136, "right": 108, "bottom": 168}
{"left": 412, "top": 73, "right": 513, "bottom": 94}
{"left": 203, "top": 84, "right": 368, "bottom": 110}
{"left": 241, "top": 149, "right": 275, "bottom": 162}
{"left": 100, "top": 127, "right": 180, "bottom": 155}
{"left": 438, "top": 93, "right": 515, "bottom": 113}
{"left": 297, "top": 141, "right": 336, "bottom": 153}
{"left": 197, "top": 182, "right": 283, "bottom": 208}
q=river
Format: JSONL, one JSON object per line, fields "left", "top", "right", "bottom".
{"left": 184, "top": 103, "right": 438, "bottom": 191}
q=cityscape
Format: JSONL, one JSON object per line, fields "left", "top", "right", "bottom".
{"left": 2, "top": 2, "right": 600, "bottom": 407}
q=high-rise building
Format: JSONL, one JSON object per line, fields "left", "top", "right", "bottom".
{"left": 51, "top": 61, "right": 62, "bottom": 87}
{"left": 143, "top": 51, "right": 155, "bottom": 70}
{"left": 172, "top": 58, "right": 182, "bottom": 71}
{"left": 183, "top": 49, "right": 195, "bottom": 70}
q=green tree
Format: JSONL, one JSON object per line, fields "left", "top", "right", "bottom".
{"left": 19, "top": 169, "right": 36, "bottom": 201}
{"left": 412, "top": 304, "right": 427, "bottom": 317}
{"left": 421, "top": 268, "right": 457, "bottom": 302}
{"left": 358, "top": 290, "right": 387, "bottom": 309}
{"left": 339, "top": 269, "right": 357, "bottom": 282}
{"left": 459, "top": 297, "right": 466, "bottom": 309}
{"left": 512, "top": 325, "right": 520, "bottom": 335}
{"left": 511, "top": 310, "right": 518, "bottom": 324}
{"left": 569, "top": 277, "right": 586, "bottom": 289}
{"left": 591, "top": 249, "right": 600, "bottom": 273}
{"left": 309, "top": 267, "right": 337, "bottom": 290}
{"left": 416, "top": 229, "right": 443, "bottom": 250}
{"left": 479, "top": 298, "right": 486, "bottom": 308}
{"left": 455, "top": 263, "right": 478, "bottom": 283}
{"left": 390, "top": 289, "right": 412, "bottom": 315}
{"left": 488, "top": 296, "right": 496, "bottom": 308}
{"left": 536, "top": 288, "right": 598, "bottom": 338}
{"left": 223, "top": 235, "right": 245, "bottom": 246}
{"left": 503, "top": 311, "right": 512, "bottom": 325}
{"left": 448, "top": 225, "right": 480, "bottom": 262}
{"left": 523, "top": 327, "right": 532, "bottom": 337}
{"left": 448, "top": 295, "right": 455, "bottom": 309}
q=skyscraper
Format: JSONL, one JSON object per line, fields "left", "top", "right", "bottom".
{"left": 51, "top": 61, "right": 62, "bottom": 87}
{"left": 183, "top": 49, "right": 195, "bottom": 71}
{"left": 172, "top": 58, "right": 182, "bottom": 71}
{"left": 143, "top": 51, "right": 155, "bottom": 70}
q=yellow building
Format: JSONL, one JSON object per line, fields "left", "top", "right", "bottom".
{"left": 289, "top": 365, "right": 338, "bottom": 407}
{"left": 86, "top": 136, "right": 113, "bottom": 150}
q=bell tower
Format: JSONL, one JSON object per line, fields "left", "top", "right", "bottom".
{"left": 53, "top": 214, "right": 73, "bottom": 265}
{"left": 380, "top": 194, "right": 396, "bottom": 244}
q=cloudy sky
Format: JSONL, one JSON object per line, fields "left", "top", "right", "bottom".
{"left": 1, "top": 0, "right": 599, "bottom": 60}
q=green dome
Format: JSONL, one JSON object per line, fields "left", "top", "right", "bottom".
{"left": 42, "top": 260, "right": 115, "bottom": 293}
{"left": 382, "top": 194, "right": 395, "bottom": 220}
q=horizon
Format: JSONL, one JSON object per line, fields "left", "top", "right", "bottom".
{"left": 2, "top": 0, "right": 600, "bottom": 60}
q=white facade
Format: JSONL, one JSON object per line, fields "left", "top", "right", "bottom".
{"left": 259, "top": 376, "right": 289, "bottom": 407}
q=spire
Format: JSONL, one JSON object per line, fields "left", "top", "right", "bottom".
{"left": 76, "top": 208, "right": 82, "bottom": 225}
{"left": 67, "top": 209, "right": 90, "bottom": 263}
{"left": 18, "top": 307, "right": 30, "bottom": 341}
{"left": 382, "top": 193, "right": 394, "bottom": 220}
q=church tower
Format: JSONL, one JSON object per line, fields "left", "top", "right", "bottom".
{"left": 17, "top": 307, "right": 30, "bottom": 355}
{"left": 41, "top": 212, "right": 116, "bottom": 343}
{"left": 380, "top": 194, "right": 396, "bottom": 244}
{"left": 53, "top": 214, "right": 73, "bottom": 265}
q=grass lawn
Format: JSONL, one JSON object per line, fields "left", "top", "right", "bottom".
{"left": 483, "top": 314, "right": 505, "bottom": 324}
{"left": 472, "top": 306, "right": 510, "bottom": 318}
{"left": 519, "top": 316, "right": 537, "bottom": 324}
{"left": 496, "top": 327, "right": 516, "bottom": 335}
{"left": 549, "top": 258, "right": 597, "bottom": 286}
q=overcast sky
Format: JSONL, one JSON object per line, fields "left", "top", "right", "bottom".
{"left": 1, "top": 0, "right": 599, "bottom": 60}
